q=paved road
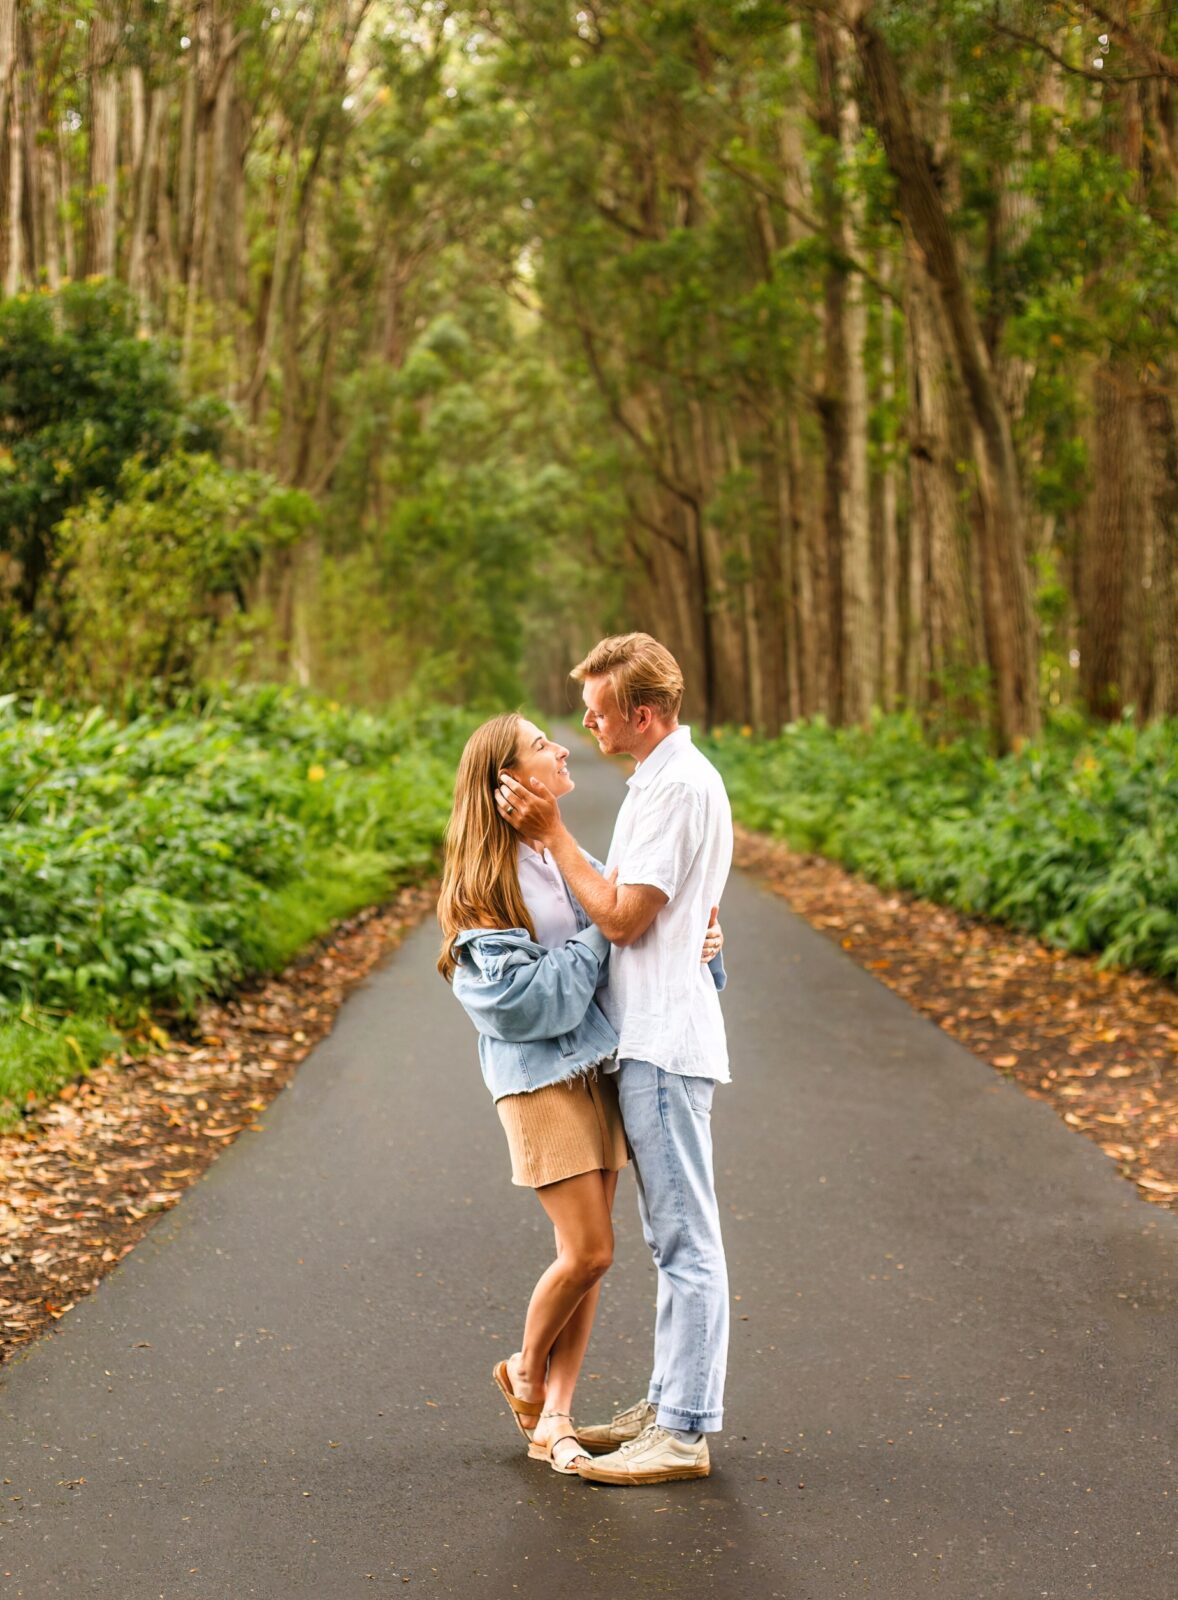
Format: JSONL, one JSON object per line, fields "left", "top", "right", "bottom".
{"left": 2, "top": 731, "right": 1176, "bottom": 1599}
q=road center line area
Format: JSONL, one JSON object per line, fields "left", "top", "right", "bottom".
{"left": 2, "top": 746, "right": 1175, "bottom": 1600}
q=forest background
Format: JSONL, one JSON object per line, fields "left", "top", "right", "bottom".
{"left": 0, "top": 0, "right": 1174, "bottom": 741}
{"left": 0, "top": 0, "right": 1176, "bottom": 1118}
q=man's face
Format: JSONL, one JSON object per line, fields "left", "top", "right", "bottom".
{"left": 581, "top": 675, "right": 638, "bottom": 757}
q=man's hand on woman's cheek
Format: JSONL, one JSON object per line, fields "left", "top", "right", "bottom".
{"left": 496, "top": 771, "right": 561, "bottom": 841}
{"left": 495, "top": 785, "right": 525, "bottom": 831}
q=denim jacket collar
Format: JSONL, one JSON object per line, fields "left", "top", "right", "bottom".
{"left": 451, "top": 926, "right": 535, "bottom": 953}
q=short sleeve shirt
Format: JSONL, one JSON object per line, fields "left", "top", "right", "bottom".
{"left": 601, "top": 727, "right": 733, "bottom": 1080}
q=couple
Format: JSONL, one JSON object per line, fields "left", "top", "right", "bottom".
{"left": 436, "top": 633, "right": 734, "bottom": 1486}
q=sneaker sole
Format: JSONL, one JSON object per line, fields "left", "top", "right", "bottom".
{"left": 576, "top": 1463, "right": 710, "bottom": 1485}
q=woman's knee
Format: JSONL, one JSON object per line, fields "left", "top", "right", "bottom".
{"left": 565, "top": 1238, "right": 613, "bottom": 1288}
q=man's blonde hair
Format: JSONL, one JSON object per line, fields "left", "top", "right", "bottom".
{"left": 571, "top": 633, "right": 684, "bottom": 721}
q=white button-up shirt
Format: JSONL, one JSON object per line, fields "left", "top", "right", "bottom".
{"left": 601, "top": 726, "right": 733, "bottom": 1081}
{"left": 518, "top": 840, "right": 580, "bottom": 949}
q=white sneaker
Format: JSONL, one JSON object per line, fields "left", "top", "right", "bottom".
{"left": 574, "top": 1397, "right": 657, "bottom": 1454}
{"left": 575, "top": 1423, "right": 710, "bottom": 1485}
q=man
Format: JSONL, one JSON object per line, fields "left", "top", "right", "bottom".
{"left": 495, "top": 632, "right": 733, "bottom": 1486}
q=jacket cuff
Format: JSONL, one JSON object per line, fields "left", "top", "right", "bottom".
{"left": 573, "top": 926, "right": 611, "bottom": 960}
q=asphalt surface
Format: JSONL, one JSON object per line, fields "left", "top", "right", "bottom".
{"left": 2, "top": 730, "right": 1176, "bottom": 1600}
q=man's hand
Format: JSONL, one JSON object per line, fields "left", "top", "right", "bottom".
{"left": 496, "top": 782, "right": 666, "bottom": 946}
{"left": 495, "top": 770, "right": 562, "bottom": 847}
{"left": 700, "top": 905, "right": 723, "bottom": 962}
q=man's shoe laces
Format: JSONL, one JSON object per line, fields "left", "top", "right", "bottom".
{"left": 619, "top": 1423, "right": 662, "bottom": 1455}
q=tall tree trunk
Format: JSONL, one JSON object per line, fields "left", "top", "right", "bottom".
{"left": 182, "top": 1, "right": 216, "bottom": 367}
{"left": 31, "top": 16, "right": 63, "bottom": 294}
{"left": 0, "top": 0, "right": 14, "bottom": 158}
{"left": 1081, "top": 363, "right": 1145, "bottom": 718}
{"left": 128, "top": 85, "right": 166, "bottom": 319}
{"left": 815, "top": 16, "right": 873, "bottom": 723}
{"left": 847, "top": 2, "right": 1039, "bottom": 748}
{"left": 1079, "top": 48, "right": 1173, "bottom": 719}
{"left": 776, "top": 21, "right": 821, "bottom": 718}
{"left": 1137, "top": 48, "right": 1178, "bottom": 717}
{"left": 1141, "top": 384, "right": 1178, "bottom": 715}
{"left": 201, "top": 15, "right": 238, "bottom": 312}
{"left": 246, "top": 127, "right": 302, "bottom": 422}
{"left": 0, "top": 0, "right": 17, "bottom": 292}
{"left": 17, "top": 12, "right": 39, "bottom": 285}
{"left": 836, "top": 24, "right": 873, "bottom": 720}
{"left": 879, "top": 250, "right": 900, "bottom": 709}
{"left": 177, "top": 54, "right": 197, "bottom": 279}
{"left": 38, "top": 131, "right": 60, "bottom": 291}
{"left": 685, "top": 395, "right": 746, "bottom": 725}
{"left": 721, "top": 414, "right": 767, "bottom": 729}
{"left": 815, "top": 15, "right": 846, "bottom": 720}
{"left": 903, "top": 242, "right": 978, "bottom": 710}
{"left": 84, "top": 8, "right": 120, "bottom": 278}
{"left": 4, "top": 68, "right": 20, "bottom": 293}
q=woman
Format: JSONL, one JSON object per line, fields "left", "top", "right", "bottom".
{"left": 437, "top": 712, "right": 723, "bottom": 1474}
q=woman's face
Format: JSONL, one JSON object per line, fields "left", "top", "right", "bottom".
{"left": 510, "top": 718, "right": 573, "bottom": 798}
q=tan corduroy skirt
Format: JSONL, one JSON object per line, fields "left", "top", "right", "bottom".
{"left": 497, "top": 1065, "right": 630, "bottom": 1189}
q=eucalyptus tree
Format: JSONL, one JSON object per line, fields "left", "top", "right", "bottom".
{"left": 0, "top": 0, "right": 1172, "bottom": 731}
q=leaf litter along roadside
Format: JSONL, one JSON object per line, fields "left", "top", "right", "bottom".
{"left": 734, "top": 826, "right": 1178, "bottom": 1211}
{"left": 0, "top": 883, "right": 436, "bottom": 1366}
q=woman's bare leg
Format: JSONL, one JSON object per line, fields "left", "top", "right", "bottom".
{"left": 531, "top": 1169, "right": 619, "bottom": 1462}
{"left": 545, "top": 1170, "right": 619, "bottom": 1402}
{"left": 509, "top": 1169, "right": 615, "bottom": 1435}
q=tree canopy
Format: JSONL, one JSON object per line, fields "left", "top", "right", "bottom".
{"left": 0, "top": 0, "right": 1172, "bottom": 741}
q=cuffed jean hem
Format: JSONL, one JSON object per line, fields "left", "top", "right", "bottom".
{"left": 650, "top": 1394, "right": 723, "bottom": 1433}
{"left": 649, "top": 1382, "right": 723, "bottom": 1433}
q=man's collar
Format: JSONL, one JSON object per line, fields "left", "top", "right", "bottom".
{"left": 626, "top": 725, "right": 692, "bottom": 789}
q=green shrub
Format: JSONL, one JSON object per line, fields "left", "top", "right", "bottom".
{"left": 0, "top": 687, "right": 473, "bottom": 1122}
{"left": 0, "top": 281, "right": 223, "bottom": 678}
{"left": 55, "top": 452, "right": 319, "bottom": 701}
{"left": 702, "top": 712, "right": 1178, "bottom": 981}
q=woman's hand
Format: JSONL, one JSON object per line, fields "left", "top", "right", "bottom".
{"left": 700, "top": 904, "right": 723, "bottom": 963}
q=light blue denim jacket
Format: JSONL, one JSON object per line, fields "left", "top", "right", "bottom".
{"left": 452, "top": 924, "right": 619, "bottom": 1101}
{"left": 451, "top": 906, "right": 728, "bottom": 1103}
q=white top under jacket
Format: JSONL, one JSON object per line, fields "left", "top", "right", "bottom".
{"left": 517, "top": 841, "right": 580, "bottom": 950}
{"left": 601, "top": 726, "right": 733, "bottom": 1082}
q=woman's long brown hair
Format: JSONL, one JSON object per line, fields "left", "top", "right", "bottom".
{"left": 436, "top": 712, "right": 536, "bottom": 981}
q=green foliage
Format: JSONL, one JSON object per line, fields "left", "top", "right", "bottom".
{"left": 55, "top": 452, "right": 320, "bottom": 702}
{"left": 0, "top": 283, "right": 220, "bottom": 673}
{"left": 0, "top": 687, "right": 473, "bottom": 1122}
{"left": 0, "top": 1011, "right": 121, "bottom": 1123}
{"left": 703, "top": 714, "right": 1178, "bottom": 981}
{"left": 327, "top": 307, "right": 626, "bottom": 705}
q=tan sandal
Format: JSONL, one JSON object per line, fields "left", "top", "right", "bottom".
{"left": 528, "top": 1411, "right": 591, "bottom": 1476}
{"left": 492, "top": 1357, "right": 542, "bottom": 1444}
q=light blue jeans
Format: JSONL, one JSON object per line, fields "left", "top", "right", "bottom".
{"left": 616, "top": 1058, "right": 729, "bottom": 1434}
